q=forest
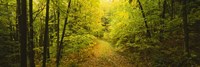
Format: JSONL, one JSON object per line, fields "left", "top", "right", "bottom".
{"left": 0, "top": 0, "right": 200, "bottom": 67}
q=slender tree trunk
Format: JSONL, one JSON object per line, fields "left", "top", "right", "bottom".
{"left": 18, "top": 0, "right": 28, "bottom": 66}
{"left": 29, "top": 0, "right": 35, "bottom": 66}
{"left": 56, "top": 0, "right": 71, "bottom": 67}
{"left": 56, "top": 0, "right": 60, "bottom": 66}
{"left": 43, "top": 0, "right": 50, "bottom": 66}
{"left": 182, "top": 0, "right": 190, "bottom": 58}
{"left": 160, "top": 0, "right": 167, "bottom": 41}
{"left": 15, "top": 0, "right": 20, "bottom": 41}
{"left": 137, "top": 0, "right": 151, "bottom": 37}
{"left": 56, "top": 2, "right": 60, "bottom": 58}
{"left": 171, "top": 0, "right": 174, "bottom": 19}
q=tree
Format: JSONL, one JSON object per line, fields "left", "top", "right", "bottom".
{"left": 137, "top": 0, "right": 151, "bottom": 37}
{"left": 18, "top": 0, "right": 28, "bottom": 66}
{"left": 160, "top": 0, "right": 167, "bottom": 41}
{"left": 15, "top": 0, "right": 20, "bottom": 41}
{"left": 43, "top": 0, "right": 50, "bottom": 66}
{"left": 170, "top": 0, "right": 175, "bottom": 19}
{"left": 55, "top": 0, "right": 60, "bottom": 66}
{"left": 2, "top": 0, "right": 200, "bottom": 66}
{"left": 56, "top": 0, "right": 60, "bottom": 66}
{"left": 182, "top": 0, "right": 190, "bottom": 58}
{"left": 0, "top": 1, "right": 20, "bottom": 66}
{"left": 56, "top": 0, "right": 71, "bottom": 67}
{"left": 29, "top": 0, "right": 35, "bottom": 66}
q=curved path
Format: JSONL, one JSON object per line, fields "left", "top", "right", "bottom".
{"left": 78, "top": 39, "right": 134, "bottom": 67}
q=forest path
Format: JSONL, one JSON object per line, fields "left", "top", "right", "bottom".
{"left": 78, "top": 39, "right": 134, "bottom": 67}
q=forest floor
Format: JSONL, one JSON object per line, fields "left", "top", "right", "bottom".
{"left": 76, "top": 39, "right": 134, "bottom": 67}
{"left": 46, "top": 39, "right": 135, "bottom": 67}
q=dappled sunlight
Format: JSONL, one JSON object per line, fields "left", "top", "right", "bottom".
{"left": 91, "top": 40, "right": 114, "bottom": 57}
{"left": 58, "top": 39, "right": 134, "bottom": 67}
{"left": 78, "top": 39, "right": 134, "bottom": 67}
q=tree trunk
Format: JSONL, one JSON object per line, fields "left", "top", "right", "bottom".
{"left": 56, "top": 0, "right": 71, "bottom": 67}
{"left": 43, "top": 0, "right": 50, "bottom": 66}
{"left": 29, "top": 0, "right": 35, "bottom": 66}
{"left": 56, "top": 0, "right": 60, "bottom": 66}
{"left": 137, "top": 0, "right": 151, "bottom": 37}
{"left": 47, "top": 45, "right": 50, "bottom": 59}
{"left": 160, "top": 0, "right": 167, "bottom": 41}
{"left": 182, "top": 0, "right": 190, "bottom": 58}
{"left": 18, "top": 0, "right": 28, "bottom": 66}
{"left": 171, "top": 0, "right": 174, "bottom": 19}
{"left": 15, "top": 0, "right": 20, "bottom": 41}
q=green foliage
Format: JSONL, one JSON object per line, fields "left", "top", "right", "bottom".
{"left": 105, "top": 0, "right": 200, "bottom": 66}
{"left": 67, "top": 0, "right": 103, "bottom": 36}
{"left": 1, "top": 0, "right": 200, "bottom": 66}
{"left": 0, "top": 20, "right": 20, "bottom": 67}
{"left": 64, "top": 34, "right": 96, "bottom": 53}
{"left": 0, "top": 1, "right": 20, "bottom": 66}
